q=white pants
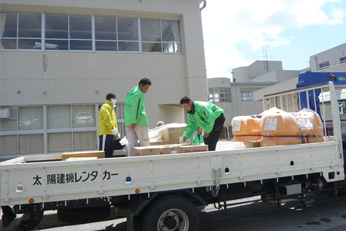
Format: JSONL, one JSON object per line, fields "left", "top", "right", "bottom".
{"left": 126, "top": 126, "right": 150, "bottom": 156}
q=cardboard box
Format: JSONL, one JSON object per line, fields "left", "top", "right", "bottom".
{"left": 133, "top": 144, "right": 182, "bottom": 156}
{"left": 181, "top": 145, "right": 208, "bottom": 153}
{"left": 160, "top": 144, "right": 182, "bottom": 154}
{"left": 61, "top": 151, "right": 105, "bottom": 160}
{"left": 246, "top": 140, "right": 261, "bottom": 148}
{"left": 133, "top": 144, "right": 208, "bottom": 156}
{"left": 132, "top": 146, "right": 162, "bottom": 156}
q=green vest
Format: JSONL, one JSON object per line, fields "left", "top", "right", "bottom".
{"left": 192, "top": 132, "right": 204, "bottom": 145}
{"left": 124, "top": 85, "right": 149, "bottom": 126}
{"left": 183, "top": 101, "right": 224, "bottom": 139}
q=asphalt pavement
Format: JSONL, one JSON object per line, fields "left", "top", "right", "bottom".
{"left": 3, "top": 194, "right": 346, "bottom": 231}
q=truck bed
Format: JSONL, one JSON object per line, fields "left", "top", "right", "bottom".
{"left": 1, "top": 140, "right": 344, "bottom": 206}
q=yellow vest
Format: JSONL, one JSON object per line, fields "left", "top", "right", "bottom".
{"left": 98, "top": 100, "right": 119, "bottom": 136}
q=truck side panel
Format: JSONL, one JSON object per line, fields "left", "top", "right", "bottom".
{"left": 1, "top": 141, "right": 343, "bottom": 206}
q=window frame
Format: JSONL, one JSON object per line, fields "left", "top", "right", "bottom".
{"left": 319, "top": 61, "right": 330, "bottom": 70}
{"left": 208, "top": 87, "right": 231, "bottom": 102}
{"left": 241, "top": 91, "right": 254, "bottom": 102}
{"left": 0, "top": 11, "right": 183, "bottom": 54}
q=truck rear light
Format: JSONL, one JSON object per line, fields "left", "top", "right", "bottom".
{"left": 29, "top": 198, "right": 34, "bottom": 204}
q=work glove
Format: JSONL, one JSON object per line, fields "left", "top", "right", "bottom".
{"left": 112, "top": 127, "right": 118, "bottom": 136}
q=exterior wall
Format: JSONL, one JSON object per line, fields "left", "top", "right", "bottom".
{"left": 254, "top": 57, "right": 346, "bottom": 103}
{"left": 232, "top": 66, "right": 248, "bottom": 82}
{"left": 252, "top": 70, "right": 300, "bottom": 83}
{"left": 207, "top": 78, "right": 273, "bottom": 127}
{"left": 248, "top": 60, "right": 283, "bottom": 79}
{"left": 253, "top": 78, "right": 298, "bottom": 101}
{"left": 309, "top": 43, "right": 346, "bottom": 72}
{"left": 0, "top": 0, "right": 207, "bottom": 156}
{"left": 207, "top": 78, "right": 232, "bottom": 126}
{"left": 232, "top": 61, "right": 283, "bottom": 82}
{"left": 323, "top": 62, "right": 346, "bottom": 72}
{"left": 230, "top": 83, "right": 272, "bottom": 117}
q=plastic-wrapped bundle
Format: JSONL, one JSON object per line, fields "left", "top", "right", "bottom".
{"left": 149, "top": 123, "right": 186, "bottom": 145}
{"left": 260, "top": 108, "right": 301, "bottom": 147}
{"left": 231, "top": 116, "right": 261, "bottom": 145}
{"left": 293, "top": 109, "right": 324, "bottom": 143}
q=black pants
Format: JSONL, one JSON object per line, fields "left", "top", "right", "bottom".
{"left": 99, "top": 135, "right": 124, "bottom": 158}
{"left": 99, "top": 135, "right": 114, "bottom": 158}
{"left": 204, "top": 113, "right": 225, "bottom": 151}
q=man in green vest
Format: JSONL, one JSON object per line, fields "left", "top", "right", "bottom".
{"left": 180, "top": 96, "right": 225, "bottom": 151}
{"left": 192, "top": 127, "right": 204, "bottom": 145}
{"left": 125, "top": 78, "right": 152, "bottom": 156}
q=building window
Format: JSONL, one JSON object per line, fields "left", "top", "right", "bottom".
{"left": 19, "top": 134, "right": 44, "bottom": 154}
{"left": 95, "top": 16, "right": 117, "bottom": 51}
{"left": 208, "top": 88, "right": 231, "bottom": 102}
{"left": 45, "top": 14, "right": 68, "bottom": 50}
{"left": 73, "top": 105, "right": 96, "bottom": 128}
{"left": 0, "top": 135, "right": 17, "bottom": 155}
{"left": 0, "top": 12, "right": 181, "bottom": 53}
{"left": 0, "top": 12, "right": 17, "bottom": 49}
{"left": 70, "top": 15, "right": 92, "bottom": 50}
{"left": 18, "top": 106, "right": 43, "bottom": 130}
{"left": 117, "top": 17, "right": 139, "bottom": 51}
{"left": 48, "top": 132, "right": 72, "bottom": 153}
{"left": 162, "top": 20, "right": 181, "bottom": 53}
{"left": 319, "top": 61, "right": 330, "bottom": 70}
{"left": 141, "top": 19, "right": 161, "bottom": 52}
{"left": 340, "top": 56, "right": 346, "bottom": 64}
{"left": 141, "top": 19, "right": 182, "bottom": 53}
{"left": 0, "top": 104, "right": 98, "bottom": 156}
{"left": 0, "top": 103, "right": 129, "bottom": 155}
{"left": 241, "top": 91, "right": 254, "bottom": 101}
{"left": 1, "top": 12, "right": 42, "bottom": 50}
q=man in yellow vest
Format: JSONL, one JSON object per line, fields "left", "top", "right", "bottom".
{"left": 98, "top": 93, "right": 122, "bottom": 158}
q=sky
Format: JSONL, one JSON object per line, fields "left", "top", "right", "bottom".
{"left": 201, "top": 0, "right": 346, "bottom": 79}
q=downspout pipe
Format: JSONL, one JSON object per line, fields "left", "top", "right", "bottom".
{"left": 200, "top": 0, "right": 207, "bottom": 11}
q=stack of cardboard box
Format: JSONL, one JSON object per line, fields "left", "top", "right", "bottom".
{"left": 133, "top": 144, "right": 208, "bottom": 156}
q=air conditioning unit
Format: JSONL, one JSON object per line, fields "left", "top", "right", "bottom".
{"left": 0, "top": 108, "right": 10, "bottom": 119}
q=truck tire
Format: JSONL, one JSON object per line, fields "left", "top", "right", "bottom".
{"left": 142, "top": 195, "right": 199, "bottom": 231}
{"left": 20, "top": 209, "right": 44, "bottom": 230}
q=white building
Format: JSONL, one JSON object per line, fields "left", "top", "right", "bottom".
{"left": 255, "top": 43, "right": 346, "bottom": 102}
{"left": 208, "top": 60, "right": 299, "bottom": 137}
{"left": 310, "top": 43, "right": 346, "bottom": 72}
{"left": 0, "top": 0, "right": 208, "bottom": 157}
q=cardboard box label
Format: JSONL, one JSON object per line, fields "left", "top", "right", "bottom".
{"left": 181, "top": 145, "right": 208, "bottom": 153}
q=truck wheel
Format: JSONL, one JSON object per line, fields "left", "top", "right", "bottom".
{"left": 142, "top": 195, "right": 199, "bottom": 231}
{"left": 20, "top": 209, "right": 44, "bottom": 230}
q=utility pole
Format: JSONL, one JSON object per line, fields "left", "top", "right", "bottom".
{"left": 262, "top": 45, "right": 269, "bottom": 72}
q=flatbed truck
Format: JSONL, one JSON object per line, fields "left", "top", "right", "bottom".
{"left": 1, "top": 82, "right": 346, "bottom": 231}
